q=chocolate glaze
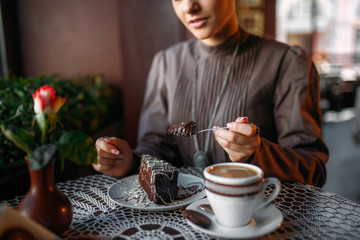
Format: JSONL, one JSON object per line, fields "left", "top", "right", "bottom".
{"left": 178, "top": 182, "right": 204, "bottom": 200}
{"left": 167, "top": 121, "right": 196, "bottom": 137}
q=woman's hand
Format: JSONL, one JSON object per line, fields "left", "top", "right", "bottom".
{"left": 92, "top": 137, "right": 134, "bottom": 177}
{"left": 214, "top": 117, "right": 260, "bottom": 162}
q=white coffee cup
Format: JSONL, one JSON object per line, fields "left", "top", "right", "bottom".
{"left": 203, "top": 162, "right": 281, "bottom": 228}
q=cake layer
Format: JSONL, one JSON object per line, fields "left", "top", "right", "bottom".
{"left": 139, "top": 154, "right": 179, "bottom": 204}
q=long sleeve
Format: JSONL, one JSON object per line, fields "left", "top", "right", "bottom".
{"left": 249, "top": 46, "right": 328, "bottom": 187}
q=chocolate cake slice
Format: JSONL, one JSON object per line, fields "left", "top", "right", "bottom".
{"left": 167, "top": 121, "right": 196, "bottom": 137}
{"left": 139, "top": 154, "right": 179, "bottom": 204}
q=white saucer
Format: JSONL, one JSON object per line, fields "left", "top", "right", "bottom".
{"left": 185, "top": 198, "right": 283, "bottom": 239}
{"left": 108, "top": 174, "right": 205, "bottom": 211}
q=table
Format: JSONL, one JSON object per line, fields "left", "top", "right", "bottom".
{"left": 6, "top": 167, "right": 360, "bottom": 240}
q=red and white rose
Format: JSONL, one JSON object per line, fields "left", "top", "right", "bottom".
{"left": 32, "top": 85, "right": 66, "bottom": 114}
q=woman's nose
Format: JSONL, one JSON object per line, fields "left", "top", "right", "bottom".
{"left": 183, "top": 0, "right": 200, "bottom": 13}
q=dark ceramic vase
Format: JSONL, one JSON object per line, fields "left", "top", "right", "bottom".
{"left": 17, "top": 157, "right": 73, "bottom": 235}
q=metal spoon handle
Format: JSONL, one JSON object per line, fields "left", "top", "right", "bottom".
{"left": 196, "top": 126, "right": 229, "bottom": 134}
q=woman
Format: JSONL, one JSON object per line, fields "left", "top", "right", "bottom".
{"left": 93, "top": 0, "right": 329, "bottom": 187}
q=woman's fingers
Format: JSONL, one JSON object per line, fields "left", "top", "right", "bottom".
{"left": 92, "top": 163, "right": 112, "bottom": 173}
{"left": 97, "top": 156, "right": 120, "bottom": 166}
{"left": 226, "top": 121, "right": 257, "bottom": 137}
{"left": 96, "top": 137, "right": 120, "bottom": 154}
{"left": 93, "top": 136, "right": 134, "bottom": 177}
{"left": 102, "top": 137, "right": 132, "bottom": 157}
{"left": 97, "top": 149, "right": 123, "bottom": 159}
{"left": 214, "top": 116, "right": 261, "bottom": 162}
{"left": 235, "top": 116, "right": 249, "bottom": 124}
{"left": 215, "top": 130, "right": 253, "bottom": 151}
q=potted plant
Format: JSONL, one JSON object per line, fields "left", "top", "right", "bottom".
{"left": 1, "top": 84, "right": 98, "bottom": 234}
{"left": 0, "top": 75, "right": 123, "bottom": 199}
{"left": 0, "top": 75, "right": 124, "bottom": 235}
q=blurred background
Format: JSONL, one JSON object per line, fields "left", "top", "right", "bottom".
{"left": 0, "top": 0, "right": 359, "bottom": 203}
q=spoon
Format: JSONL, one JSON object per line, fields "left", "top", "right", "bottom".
{"left": 195, "top": 127, "right": 229, "bottom": 135}
{"left": 199, "top": 204, "right": 213, "bottom": 213}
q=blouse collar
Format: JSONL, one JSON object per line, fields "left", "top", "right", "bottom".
{"left": 198, "top": 27, "right": 249, "bottom": 58}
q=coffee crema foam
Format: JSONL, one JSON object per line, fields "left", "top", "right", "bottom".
{"left": 208, "top": 165, "right": 257, "bottom": 178}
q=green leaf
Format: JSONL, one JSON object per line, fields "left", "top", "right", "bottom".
{"left": 8, "top": 104, "right": 25, "bottom": 120}
{"left": 14, "top": 88, "right": 25, "bottom": 99}
{"left": 1, "top": 123, "right": 33, "bottom": 156}
{"left": 55, "top": 131, "right": 96, "bottom": 165}
{"left": 30, "top": 144, "right": 56, "bottom": 170}
{"left": 34, "top": 113, "right": 48, "bottom": 144}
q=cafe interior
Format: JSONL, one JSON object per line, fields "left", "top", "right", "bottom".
{"left": 1, "top": 0, "right": 360, "bottom": 239}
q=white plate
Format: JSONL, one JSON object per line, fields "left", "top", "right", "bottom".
{"left": 185, "top": 198, "right": 283, "bottom": 239}
{"left": 108, "top": 173, "right": 205, "bottom": 211}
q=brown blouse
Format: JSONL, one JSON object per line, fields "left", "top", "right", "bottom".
{"left": 133, "top": 29, "right": 329, "bottom": 187}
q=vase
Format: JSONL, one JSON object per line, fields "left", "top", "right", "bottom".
{"left": 17, "top": 157, "right": 73, "bottom": 235}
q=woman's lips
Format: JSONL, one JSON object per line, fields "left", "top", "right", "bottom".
{"left": 189, "top": 17, "right": 208, "bottom": 28}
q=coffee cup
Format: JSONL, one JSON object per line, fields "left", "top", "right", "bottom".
{"left": 203, "top": 163, "right": 281, "bottom": 228}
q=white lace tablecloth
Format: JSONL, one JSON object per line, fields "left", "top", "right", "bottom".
{"left": 7, "top": 167, "right": 360, "bottom": 240}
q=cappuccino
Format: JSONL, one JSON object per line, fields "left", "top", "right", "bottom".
{"left": 207, "top": 165, "right": 257, "bottom": 178}
{"left": 204, "top": 163, "right": 281, "bottom": 227}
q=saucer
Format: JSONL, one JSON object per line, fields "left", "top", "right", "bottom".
{"left": 185, "top": 198, "right": 283, "bottom": 239}
{"left": 108, "top": 174, "right": 205, "bottom": 211}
